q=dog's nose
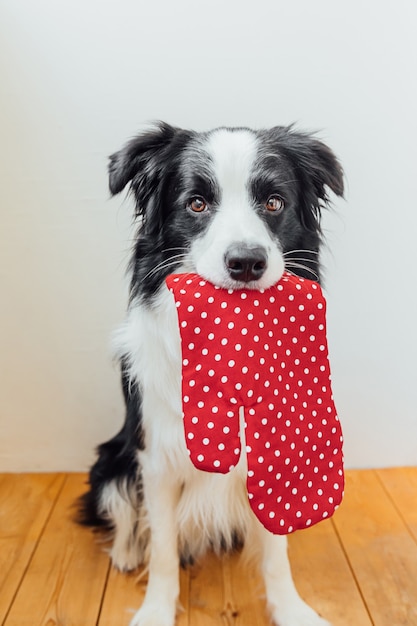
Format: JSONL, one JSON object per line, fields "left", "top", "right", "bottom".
{"left": 225, "top": 245, "right": 268, "bottom": 283}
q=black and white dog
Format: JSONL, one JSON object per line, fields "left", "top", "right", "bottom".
{"left": 78, "top": 122, "right": 344, "bottom": 626}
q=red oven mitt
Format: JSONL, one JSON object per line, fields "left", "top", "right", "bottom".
{"left": 166, "top": 272, "right": 344, "bottom": 534}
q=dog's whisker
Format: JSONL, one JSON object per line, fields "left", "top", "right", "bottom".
{"left": 285, "top": 263, "right": 320, "bottom": 281}
{"left": 285, "top": 260, "right": 318, "bottom": 273}
{"left": 283, "top": 249, "right": 320, "bottom": 257}
{"left": 285, "top": 257, "right": 320, "bottom": 265}
{"left": 147, "top": 257, "right": 188, "bottom": 278}
{"left": 161, "top": 247, "right": 189, "bottom": 254}
{"left": 143, "top": 255, "right": 189, "bottom": 281}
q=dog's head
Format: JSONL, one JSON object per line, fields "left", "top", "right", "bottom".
{"left": 109, "top": 122, "right": 343, "bottom": 296}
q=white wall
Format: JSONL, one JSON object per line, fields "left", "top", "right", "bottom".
{"left": 1, "top": 0, "right": 416, "bottom": 471}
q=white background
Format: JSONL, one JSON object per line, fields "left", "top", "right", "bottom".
{"left": 1, "top": 0, "right": 416, "bottom": 471}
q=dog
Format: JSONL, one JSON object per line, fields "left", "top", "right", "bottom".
{"left": 78, "top": 122, "right": 344, "bottom": 626}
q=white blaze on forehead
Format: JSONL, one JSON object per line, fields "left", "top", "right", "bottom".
{"left": 203, "top": 128, "right": 267, "bottom": 245}
{"left": 190, "top": 128, "right": 284, "bottom": 289}
{"left": 205, "top": 129, "right": 258, "bottom": 199}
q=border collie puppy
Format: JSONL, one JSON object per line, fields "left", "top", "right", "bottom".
{"left": 78, "top": 122, "right": 343, "bottom": 626}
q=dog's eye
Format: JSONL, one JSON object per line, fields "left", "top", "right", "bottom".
{"left": 188, "top": 196, "right": 208, "bottom": 213}
{"left": 265, "top": 195, "right": 285, "bottom": 213}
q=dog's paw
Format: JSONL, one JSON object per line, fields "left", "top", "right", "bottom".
{"left": 271, "top": 599, "right": 331, "bottom": 626}
{"left": 110, "top": 543, "right": 141, "bottom": 572}
{"left": 129, "top": 603, "right": 176, "bottom": 626}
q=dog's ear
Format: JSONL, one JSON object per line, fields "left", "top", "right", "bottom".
{"left": 109, "top": 122, "right": 186, "bottom": 233}
{"left": 109, "top": 121, "right": 178, "bottom": 195}
{"left": 275, "top": 127, "right": 344, "bottom": 232}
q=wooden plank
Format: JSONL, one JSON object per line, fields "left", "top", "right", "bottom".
{"left": 376, "top": 466, "right": 417, "bottom": 542}
{"left": 186, "top": 550, "right": 268, "bottom": 625}
{"left": 99, "top": 499, "right": 370, "bottom": 626}
{"left": 332, "top": 469, "right": 417, "bottom": 626}
{"left": 99, "top": 550, "right": 269, "bottom": 626}
{"left": 220, "top": 551, "right": 269, "bottom": 626}
{"left": 177, "top": 567, "right": 190, "bottom": 626}
{"left": 4, "top": 473, "right": 110, "bottom": 626}
{"left": 98, "top": 566, "right": 147, "bottom": 626}
{"left": 288, "top": 517, "right": 373, "bottom": 626}
{"left": 0, "top": 473, "right": 65, "bottom": 624}
{"left": 187, "top": 551, "right": 227, "bottom": 625}
{"left": 98, "top": 562, "right": 191, "bottom": 626}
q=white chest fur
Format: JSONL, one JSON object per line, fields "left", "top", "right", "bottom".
{"left": 112, "top": 284, "right": 251, "bottom": 553}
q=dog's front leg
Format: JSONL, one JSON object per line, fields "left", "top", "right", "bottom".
{"left": 254, "top": 524, "right": 331, "bottom": 626}
{"left": 130, "top": 460, "right": 181, "bottom": 626}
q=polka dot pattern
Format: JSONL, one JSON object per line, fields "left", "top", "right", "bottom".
{"left": 166, "top": 272, "right": 344, "bottom": 535}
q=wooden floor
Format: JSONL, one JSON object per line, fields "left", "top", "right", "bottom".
{"left": 1, "top": 469, "right": 417, "bottom": 626}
